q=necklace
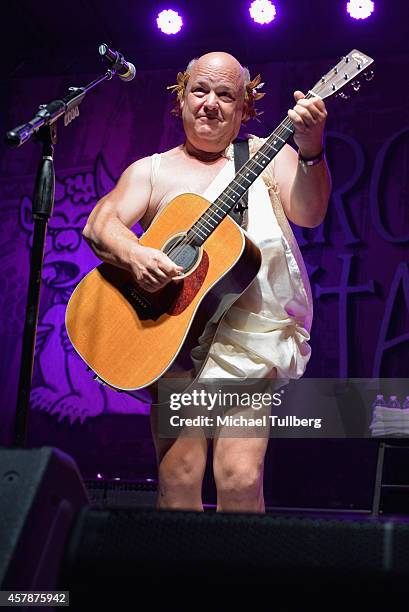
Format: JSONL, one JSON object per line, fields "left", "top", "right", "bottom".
{"left": 182, "top": 141, "right": 228, "bottom": 163}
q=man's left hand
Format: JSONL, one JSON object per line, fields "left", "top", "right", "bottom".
{"left": 288, "top": 90, "right": 327, "bottom": 158}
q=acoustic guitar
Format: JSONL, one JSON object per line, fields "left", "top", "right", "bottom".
{"left": 65, "top": 50, "right": 374, "bottom": 402}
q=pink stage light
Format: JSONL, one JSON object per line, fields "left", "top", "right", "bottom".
{"left": 156, "top": 9, "right": 183, "bottom": 35}
{"left": 346, "top": 0, "right": 375, "bottom": 20}
{"left": 249, "top": 0, "right": 277, "bottom": 25}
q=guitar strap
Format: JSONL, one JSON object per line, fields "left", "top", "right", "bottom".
{"left": 230, "top": 138, "right": 250, "bottom": 227}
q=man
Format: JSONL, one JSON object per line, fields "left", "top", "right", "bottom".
{"left": 82, "top": 52, "right": 331, "bottom": 513}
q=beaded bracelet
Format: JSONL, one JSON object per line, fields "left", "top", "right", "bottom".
{"left": 298, "top": 148, "right": 325, "bottom": 173}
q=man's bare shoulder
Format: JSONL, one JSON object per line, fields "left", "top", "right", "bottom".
{"left": 159, "top": 145, "right": 183, "bottom": 163}
{"left": 120, "top": 146, "right": 181, "bottom": 179}
{"left": 119, "top": 155, "right": 152, "bottom": 184}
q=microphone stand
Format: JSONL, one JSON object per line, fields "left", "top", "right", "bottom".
{"left": 5, "top": 57, "right": 124, "bottom": 447}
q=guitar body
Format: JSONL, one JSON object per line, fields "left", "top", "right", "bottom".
{"left": 66, "top": 193, "right": 261, "bottom": 400}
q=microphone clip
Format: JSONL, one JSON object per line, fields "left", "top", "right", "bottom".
{"left": 98, "top": 43, "right": 136, "bottom": 82}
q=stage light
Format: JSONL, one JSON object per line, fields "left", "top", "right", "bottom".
{"left": 156, "top": 9, "right": 183, "bottom": 35}
{"left": 249, "top": 0, "right": 277, "bottom": 25}
{"left": 346, "top": 0, "right": 375, "bottom": 20}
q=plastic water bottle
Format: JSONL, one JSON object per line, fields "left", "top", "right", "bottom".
{"left": 388, "top": 395, "right": 401, "bottom": 409}
{"left": 371, "top": 394, "right": 386, "bottom": 409}
{"left": 402, "top": 396, "right": 409, "bottom": 410}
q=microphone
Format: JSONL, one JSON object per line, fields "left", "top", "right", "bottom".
{"left": 98, "top": 43, "right": 136, "bottom": 82}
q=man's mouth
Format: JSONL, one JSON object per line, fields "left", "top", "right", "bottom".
{"left": 198, "top": 116, "right": 219, "bottom": 121}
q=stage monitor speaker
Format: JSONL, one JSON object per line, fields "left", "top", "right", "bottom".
{"left": 0, "top": 446, "right": 89, "bottom": 590}
{"left": 60, "top": 507, "right": 409, "bottom": 609}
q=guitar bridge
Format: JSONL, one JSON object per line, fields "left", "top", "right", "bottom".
{"left": 122, "top": 283, "right": 160, "bottom": 320}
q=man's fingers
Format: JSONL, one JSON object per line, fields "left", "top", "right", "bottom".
{"left": 151, "top": 267, "right": 168, "bottom": 281}
{"left": 298, "top": 104, "right": 320, "bottom": 121}
{"left": 295, "top": 97, "right": 327, "bottom": 118}
{"left": 142, "top": 272, "right": 160, "bottom": 286}
{"left": 288, "top": 106, "right": 326, "bottom": 131}
{"left": 312, "top": 98, "right": 327, "bottom": 113}
{"left": 288, "top": 108, "right": 308, "bottom": 130}
{"left": 138, "top": 274, "right": 166, "bottom": 293}
{"left": 157, "top": 256, "right": 184, "bottom": 277}
{"left": 293, "top": 90, "right": 305, "bottom": 102}
{"left": 294, "top": 106, "right": 317, "bottom": 127}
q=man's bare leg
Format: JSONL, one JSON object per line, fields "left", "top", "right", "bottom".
{"left": 212, "top": 404, "right": 270, "bottom": 513}
{"left": 150, "top": 403, "right": 209, "bottom": 511}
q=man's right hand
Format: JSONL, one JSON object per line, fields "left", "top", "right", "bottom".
{"left": 129, "top": 244, "right": 184, "bottom": 293}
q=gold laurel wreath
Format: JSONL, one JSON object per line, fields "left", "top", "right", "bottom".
{"left": 167, "top": 70, "right": 266, "bottom": 122}
{"left": 244, "top": 74, "right": 266, "bottom": 121}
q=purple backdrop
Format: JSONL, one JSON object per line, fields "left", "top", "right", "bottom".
{"left": 0, "top": 55, "right": 408, "bottom": 484}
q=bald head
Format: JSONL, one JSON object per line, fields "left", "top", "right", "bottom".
{"left": 186, "top": 52, "right": 249, "bottom": 94}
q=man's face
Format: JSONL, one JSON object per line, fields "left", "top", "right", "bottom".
{"left": 180, "top": 54, "right": 245, "bottom": 152}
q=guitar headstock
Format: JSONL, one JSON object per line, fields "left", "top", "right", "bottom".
{"left": 310, "top": 50, "right": 374, "bottom": 100}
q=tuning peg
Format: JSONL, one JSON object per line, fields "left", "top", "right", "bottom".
{"left": 352, "top": 80, "right": 361, "bottom": 91}
{"left": 364, "top": 70, "right": 374, "bottom": 81}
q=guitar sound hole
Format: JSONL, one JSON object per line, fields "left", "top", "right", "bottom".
{"left": 163, "top": 234, "right": 200, "bottom": 273}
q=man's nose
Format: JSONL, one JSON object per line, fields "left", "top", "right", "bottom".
{"left": 204, "top": 92, "right": 218, "bottom": 110}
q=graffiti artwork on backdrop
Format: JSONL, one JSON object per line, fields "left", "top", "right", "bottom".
{"left": 20, "top": 155, "right": 148, "bottom": 425}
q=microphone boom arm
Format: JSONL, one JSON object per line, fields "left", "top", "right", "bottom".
{"left": 5, "top": 68, "right": 117, "bottom": 148}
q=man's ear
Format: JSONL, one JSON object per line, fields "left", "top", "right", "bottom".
{"left": 241, "top": 102, "right": 250, "bottom": 124}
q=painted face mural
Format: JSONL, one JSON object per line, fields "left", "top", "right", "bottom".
{"left": 18, "top": 155, "right": 149, "bottom": 424}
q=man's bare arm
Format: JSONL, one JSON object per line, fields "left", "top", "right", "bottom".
{"left": 82, "top": 157, "right": 182, "bottom": 292}
{"left": 274, "top": 91, "right": 331, "bottom": 228}
{"left": 275, "top": 144, "right": 331, "bottom": 228}
{"left": 83, "top": 157, "right": 151, "bottom": 266}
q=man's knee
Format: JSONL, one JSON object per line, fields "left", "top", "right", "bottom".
{"left": 214, "top": 459, "right": 263, "bottom": 500}
{"left": 159, "top": 450, "right": 206, "bottom": 491}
